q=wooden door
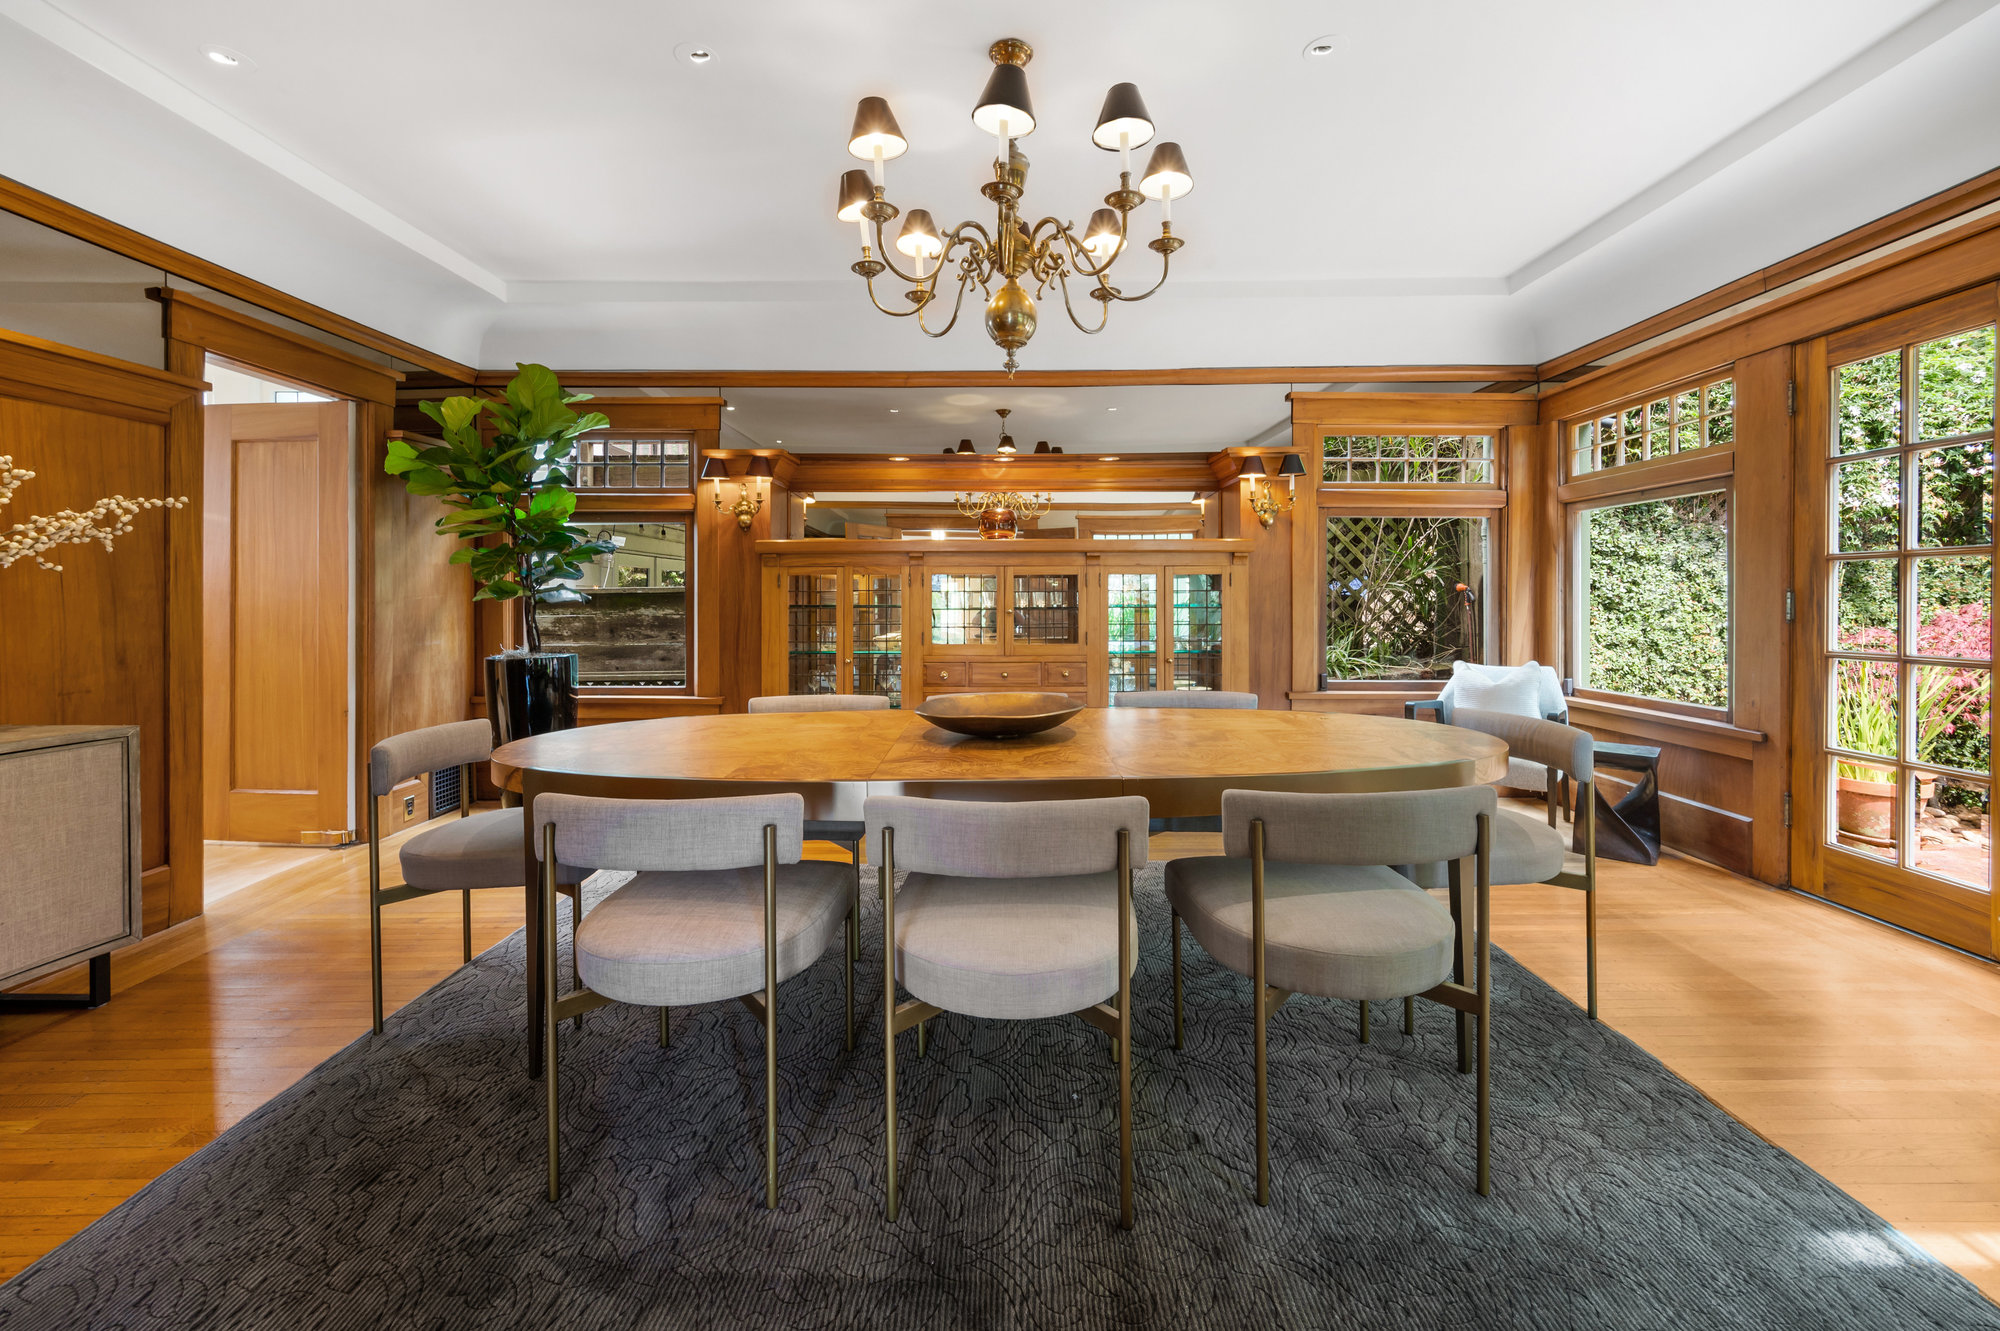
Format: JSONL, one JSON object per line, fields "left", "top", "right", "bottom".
{"left": 203, "top": 402, "right": 351, "bottom": 843}
{"left": 1791, "top": 288, "right": 1999, "bottom": 954}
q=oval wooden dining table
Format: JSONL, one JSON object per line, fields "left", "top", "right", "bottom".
{"left": 492, "top": 707, "right": 1509, "bottom": 1074}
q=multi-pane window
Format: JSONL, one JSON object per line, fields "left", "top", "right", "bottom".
{"left": 1106, "top": 573, "right": 1158, "bottom": 693}
{"left": 572, "top": 436, "right": 691, "bottom": 489}
{"left": 1173, "top": 573, "right": 1224, "bottom": 690}
{"left": 538, "top": 519, "right": 691, "bottom": 687}
{"left": 1321, "top": 435, "right": 1494, "bottom": 485}
{"left": 930, "top": 573, "right": 999, "bottom": 645}
{"left": 1012, "top": 574, "right": 1080, "bottom": 644}
{"left": 1323, "top": 517, "right": 1487, "bottom": 681}
{"left": 1577, "top": 492, "right": 1730, "bottom": 708}
{"left": 1571, "top": 379, "right": 1733, "bottom": 477}
{"left": 1090, "top": 531, "right": 1194, "bottom": 541}
{"left": 1826, "top": 324, "right": 1994, "bottom": 885}
{"left": 851, "top": 572, "right": 903, "bottom": 703}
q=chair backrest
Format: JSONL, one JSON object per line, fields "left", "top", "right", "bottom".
{"left": 865, "top": 796, "right": 1149, "bottom": 877}
{"left": 1113, "top": 690, "right": 1259, "bottom": 710}
{"left": 368, "top": 720, "right": 493, "bottom": 798}
{"left": 746, "top": 694, "right": 893, "bottom": 714}
{"left": 1450, "top": 708, "right": 1592, "bottom": 781}
{"left": 1438, "top": 662, "right": 1565, "bottom": 721}
{"left": 1221, "top": 786, "right": 1495, "bottom": 867}
{"left": 534, "top": 792, "right": 805, "bottom": 875}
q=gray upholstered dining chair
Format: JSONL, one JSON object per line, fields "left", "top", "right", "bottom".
{"left": 1165, "top": 784, "right": 1497, "bottom": 1203}
{"left": 535, "top": 791, "right": 853, "bottom": 1207}
{"left": 367, "top": 720, "right": 577, "bottom": 1035}
{"left": 745, "top": 693, "right": 890, "bottom": 950}
{"left": 865, "top": 794, "right": 1149, "bottom": 1229}
{"left": 1407, "top": 707, "right": 1600, "bottom": 1019}
{"left": 1114, "top": 689, "right": 1259, "bottom": 709}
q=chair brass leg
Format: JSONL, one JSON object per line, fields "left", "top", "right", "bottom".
{"left": 658, "top": 1006, "right": 670, "bottom": 1048}
{"left": 1359, "top": 1000, "right": 1371, "bottom": 1044}
{"left": 1403, "top": 995, "right": 1415, "bottom": 1036}
{"left": 844, "top": 898, "right": 856, "bottom": 1053}
{"left": 1476, "top": 813, "right": 1493, "bottom": 1198}
{"left": 849, "top": 841, "right": 861, "bottom": 964}
{"left": 542, "top": 826, "right": 561, "bottom": 1203}
{"left": 461, "top": 888, "right": 472, "bottom": 964}
{"left": 763, "top": 826, "right": 779, "bottom": 1211}
{"left": 916, "top": 1018, "right": 927, "bottom": 1059}
{"left": 570, "top": 890, "right": 584, "bottom": 1033}
{"left": 367, "top": 802, "right": 385, "bottom": 1035}
{"left": 881, "top": 839, "right": 899, "bottom": 1222}
{"left": 1583, "top": 779, "right": 1599, "bottom": 1022}
{"left": 1449, "top": 857, "right": 1474, "bottom": 1076}
{"left": 1171, "top": 909, "right": 1184, "bottom": 1052}
{"left": 1117, "top": 827, "right": 1134, "bottom": 1231}
{"left": 1252, "top": 820, "right": 1270, "bottom": 1207}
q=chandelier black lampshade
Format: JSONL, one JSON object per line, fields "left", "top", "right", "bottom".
{"left": 848, "top": 96, "right": 909, "bottom": 161}
{"left": 1083, "top": 208, "right": 1122, "bottom": 262}
{"left": 1139, "top": 141, "right": 1193, "bottom": 200}
{"left": 956, "top": 439, "right": 974, "bottom": 454}
{"left": 836, "top": 169, "right": 872, "bottom": 222}
{"left": 896, "top": 209, "right": 943, "bottom": 260}
{"left": 972, "top": 61, "right": 1035, "bottom": 137}
{"left": 1091, "top": 82, "right": 1155, "bottom": 150}
{"left": 1033, "top": 440, "right": 1050, "bottom": 454}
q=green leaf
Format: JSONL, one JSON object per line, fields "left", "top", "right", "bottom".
{"left": 528, "top": 488, "right": 577, "bottom": 520}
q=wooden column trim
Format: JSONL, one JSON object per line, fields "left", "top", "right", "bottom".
{"left": 162, "top": 339, "right": 207, "bottom": 924}
{"left": 150, "top": 288, "right": 404, "bottom": 406}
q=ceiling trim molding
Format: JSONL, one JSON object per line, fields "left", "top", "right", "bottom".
{"left": 505, "top": 277, "right": 1511, "bottom": 304}
{"left": 1505, "top": 0, "right": 2000, "bottom": 295}
{"left": 410, "top": 366, "right": 1538, "bottom": 390}
{"left": 0, "top": 0, "right": 505, "bottom": 299}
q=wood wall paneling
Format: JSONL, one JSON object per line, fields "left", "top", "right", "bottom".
{"left": 1732, "top": 347, "right": 1796, "bottom": 886}
{"left": 153, "top": 290, "right": 402, "bottom": 406}
{"left": 0, "top": 339, "right": 204, "bottom": 935}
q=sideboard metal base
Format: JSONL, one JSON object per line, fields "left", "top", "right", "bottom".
{"left": 0, "top": 953, "right": 111, "bottom": 1011}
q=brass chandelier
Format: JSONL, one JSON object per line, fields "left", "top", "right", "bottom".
{"left": 836, "top": 37, "right": 1193, "bottom": 375}
{"left": 954, "top": 409, "right": 1053, "bottom": 538}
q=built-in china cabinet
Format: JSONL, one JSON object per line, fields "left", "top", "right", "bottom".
{"left": 758, "top": 539, "right": 1251, "bottom": 708}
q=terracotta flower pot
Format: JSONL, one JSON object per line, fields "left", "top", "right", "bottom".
{"left": 1836, "top": 773, "right": 1937, "bottom": 846}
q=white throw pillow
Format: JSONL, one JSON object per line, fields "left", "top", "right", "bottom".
{"left": 1450, "top": 660, "right": 1545, "bottom": 718}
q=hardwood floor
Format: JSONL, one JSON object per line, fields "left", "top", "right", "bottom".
{"left": 4, "top": 819, "right": 2000, "bottom": 1303}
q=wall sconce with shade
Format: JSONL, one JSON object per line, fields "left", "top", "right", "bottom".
{"left": 1240, "top": 452, "right": 1305, "bottom": 528}
{"left": 703, "top": 454, "right": 771, "bottom": 529}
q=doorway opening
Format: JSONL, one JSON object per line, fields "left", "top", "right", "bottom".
{"left": 201, "top": 355, "right": 357, "bottom": 846}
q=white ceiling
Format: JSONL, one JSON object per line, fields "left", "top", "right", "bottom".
{"left": 1, "top": 0, "right": 1998, "bottom": 370}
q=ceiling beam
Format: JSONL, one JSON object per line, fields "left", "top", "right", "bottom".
{"left": 409, "top": 365, "right": 1537, "bottom": 390}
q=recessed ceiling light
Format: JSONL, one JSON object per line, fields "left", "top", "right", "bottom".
{"left": 1101, "top": 455, "right": 1120, "bottom": 461}
{"left": 889, "top": 408, "right": 899, "bottom": 413}
{"left": 673, "top": 42, "right": 715, "bottom": 65}
{"left": 201, "top": 44, "right": 251, "bottom": 68}
{"left": 725, "top": 405, "right": 735, "bottom": 411}
{"left": 889, "top": 455, "right": 909, "bottom": 461}
{"left": 774, "top": 439, "right": 782, "bottom": 444}
{"left": 1302, "top": 34, "right": 1346, "bottom": 60}
{"left": 1106, "top": 407, "right": 1118, "bottom": 412}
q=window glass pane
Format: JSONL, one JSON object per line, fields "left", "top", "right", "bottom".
{"left": 1173, "top": 573, "right": 1224, "bottom": 690}
{"left": 1322, "top": 434, "right": 1493, "bottom": 486}
{"left": 538, "top": 520, "right": 690, "bottom": 686}
{"left": 1916, "top": 440, "right": 1994, "bottom": 548}
{"left": 573, "top": 436, "right": 691, "bottom": 489}
{"left": 851, "top": 572, "right": 903, "bottom": 704}
{"left": 1916, "top": 326, "right": 1995, "bottom": 442}
{"left": 1833, "top": 558, "right": 1899, "bottom": 653}
{"left": 1914, "top": 665, "right": 1989, "bottom": 774}
{"left": 1581, "top": 379, "right": 1733, "bottom": 476}
{"left": 1012, "top": 573, "right": 1079, "bottom": 644}
{"left": 1106, "top": 573, "right": 1157, "bottom": 693}
{"left": 1832, "top": 757, "right": 1898, "bottom": 862}
{"left": 784, "top": 573, "right": 837, "bottom": 694}
{"left": 1579, "top": 492, "right": 1729, "bottom": 706}
{"left": 1706, "top": 380, "right": 1734, "bottom": 415}
{"left": 1834, "top": 455, "right": 1900, "bottom": 551}
{"left": 1324, "top": 517, "right": 1487, "bottom": 681}
{"left": 1836, "top": 352, "right": 1902, "bottom": 454}
{"left": 1913, "top": 772, "right": 1989, "bottom": 890}
{"left": 1835, "top": 659, "right": 1900, "bottom": 762}
{"left": 930, "top": 573, "right": 999, "bottom": 645}
{"left": 1912, "top": 556, "right": 1991, "bottom": 659}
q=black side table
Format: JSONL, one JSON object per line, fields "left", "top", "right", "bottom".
{"left": 1587, "top": 741, "right": 1663, "bottom": 865}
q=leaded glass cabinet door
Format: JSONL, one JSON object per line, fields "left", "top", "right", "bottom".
{"left": 784, "top": 570, "right": 841, "bottom": 695}
{"left": 1800, "top": 303, "right": 1997, "bottom": 953}
{"left": 850, "top": 567, "right": 904, "bottom": 705}
{"left": 1106, "top": 572, "right": 1160, "bottom": 694}
{"left": 1170, "top": 569, "right": 1225, "bottom": 690}
{"left": 1007, "top": 568, "right": 1081, "bottom": 654}
{"left": 928, "top": 570, "right": 1002, "bottom": 650}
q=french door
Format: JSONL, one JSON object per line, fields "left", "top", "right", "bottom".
{"left": 1794, "top": 287, "right": 1999, "bottom": 953}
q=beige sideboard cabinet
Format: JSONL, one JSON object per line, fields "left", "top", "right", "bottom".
{"left": 0, "top": 725, "right": 143, "bottom": 1010}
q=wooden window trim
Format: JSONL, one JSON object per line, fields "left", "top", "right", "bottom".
{"left": 1559, "top": 366, "right": 1734, "bottom": 485}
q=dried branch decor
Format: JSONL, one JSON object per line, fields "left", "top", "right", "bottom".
{"left": 0, "top": 456, "right": 185, "bottom": 572}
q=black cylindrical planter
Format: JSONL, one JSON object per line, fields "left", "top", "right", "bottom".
{"left": 485, "top": 652, "right": 579, "bottom": 747}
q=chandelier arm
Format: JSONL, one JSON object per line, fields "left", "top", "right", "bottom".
{"left": 859, "top": 277, "right": 930, "bottom": 319}
{"left": 914, "top": 267, "right": 978, "bottom": 338}
{"left": 1052, "top": 268, "right": 1112, "bottom": 335}
{"left": 1058, "top": 224, "right": 1128, "bottom": 281}
{"left": 1104, "top": 247, "right": 1175, "bottom": 303}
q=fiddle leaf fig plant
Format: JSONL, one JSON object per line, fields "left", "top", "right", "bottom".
{"left": 384, "top": 363, "right": 615, "bottom": 655}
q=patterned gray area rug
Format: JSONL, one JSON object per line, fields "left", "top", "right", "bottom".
{"left": 1, "top": 866, "right": 1995, "bottom": 1331}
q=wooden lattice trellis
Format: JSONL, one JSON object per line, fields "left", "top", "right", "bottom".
{"left": 1325, "top": 516, "right": 1482, "bottom": 676}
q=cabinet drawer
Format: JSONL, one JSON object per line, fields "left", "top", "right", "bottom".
{"left": 1041, "top": 660, "right": 1086, "bottom": 690}
{"left": 923, "top": 662, "right": 979, "bottom": 688}
{"left": 968, "top": 660, "right": 1035, "bottom": 687}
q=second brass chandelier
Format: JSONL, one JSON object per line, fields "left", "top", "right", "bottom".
{"left": 836, "top": 37, "right": 1193, "bottom": 375}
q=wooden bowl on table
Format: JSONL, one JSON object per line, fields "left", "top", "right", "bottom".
{"left": 914, "top": 691, "right": 1084, "bottom": 739}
